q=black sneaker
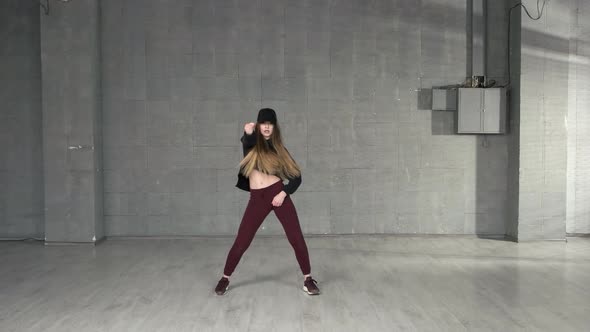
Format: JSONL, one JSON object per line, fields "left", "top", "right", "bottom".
{"left": 215, "top": 277, "right": 229, "bottom": 295}
{"left": 303, "top": 277, "right": 320, "bottom": 295}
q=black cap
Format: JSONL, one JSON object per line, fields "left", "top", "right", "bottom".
{"left": 257, "top": 108, "right": 277, "bottom": 124}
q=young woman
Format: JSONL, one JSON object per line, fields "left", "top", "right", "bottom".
{"left": 214, "top": 108, "right": 320, "bottom": 296}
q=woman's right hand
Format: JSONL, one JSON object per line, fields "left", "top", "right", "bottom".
{"left": 244, "top": 122, "right": 256, "bottom": 135}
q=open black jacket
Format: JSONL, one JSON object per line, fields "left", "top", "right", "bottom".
{"left": 235, "top": 131, "right": 302, "bottom": 195}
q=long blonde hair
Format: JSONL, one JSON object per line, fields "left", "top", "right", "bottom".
{"left": 239, "top": 122, "right": 301, "bottom": 179}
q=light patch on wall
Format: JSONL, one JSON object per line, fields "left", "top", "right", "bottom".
{"left": 522, "top": 47, "right": 590, "bottom": 65}
{"left": 68, "top": 145, "right": 94, "bottom": 150}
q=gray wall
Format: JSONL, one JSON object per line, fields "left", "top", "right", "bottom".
{"left": 517, "top": 0, "right": 570, "bottom": 240}
{"left": 101, "top": 0, "right": 509, "bottom": 236}
{"left": 3, "top": 0, "right": 587, "bottom": 240}
{"left": 567, "top": 0, "right": 590, "bottom": 234}
{"left": 506, "top": 0, "right": 521, "bottom": 239}
{"left": 507, "top": 0, "right": 590, "bottom": 240}
{"left": 0, "top": 1, "right": 44, "bottom": 238}
{"left": 41, "top": 0, "right": 104, "bottom": 243}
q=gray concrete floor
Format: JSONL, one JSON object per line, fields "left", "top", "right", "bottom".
{"left": 1, "top": 235, "right": 589, "bottom": 331}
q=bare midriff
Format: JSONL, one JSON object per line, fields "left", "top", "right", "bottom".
{"left": 248, "top": 169, "right": 282, "bottom": 190}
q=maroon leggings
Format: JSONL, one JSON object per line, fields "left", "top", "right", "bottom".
{"left": 223, "top": 181, "right": 311, "bottom": 276}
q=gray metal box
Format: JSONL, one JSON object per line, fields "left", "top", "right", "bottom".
{"left": 432, "top": 89, "right": 457, "bottom": 111}
{"left": 457, "top": 88, "right": 506, "bottom": 134}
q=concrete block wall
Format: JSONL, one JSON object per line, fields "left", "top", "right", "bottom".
{"left": 517, "top": 0, "right": 570, "bottom": 240}
{"left": 506, "top": 0, "right": 521, "bottom": 239}
{"left": 40, "top": 0, "right": 103, "bottom": 242}
{"left": 7, "top": 0, "right": 588, "bottom": 240}
{"left": 566, "top": 0, "right": 590, "bottom": 234}
{"left": 0, "top": 1, "right": 44, "bottom": 238}
{"left": 101, "top": 0, "right": 509, "bottom": 236}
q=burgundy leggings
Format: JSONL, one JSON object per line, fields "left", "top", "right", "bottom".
{"left": 223, "top": 181, "right": 311, "bottom": 276}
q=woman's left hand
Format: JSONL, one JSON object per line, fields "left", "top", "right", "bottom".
{"left": 272, "top": 191, "right": 287, "bottom": 207}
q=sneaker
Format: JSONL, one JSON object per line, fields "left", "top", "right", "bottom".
{"left": 303, "top": 276, "right": 320, "bottom": 295}
{"left": 215, "top": 277, "right": 229, "bottom": 295}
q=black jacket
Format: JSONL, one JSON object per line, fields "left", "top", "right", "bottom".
{"left": 235, "top": 131, "right": 302, "bottom": 195}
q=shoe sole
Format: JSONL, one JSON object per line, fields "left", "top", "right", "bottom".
{"left": 303, "top": 286, "right": 320, "bottom": 295}
{"left": 215, "top": 286, "right": 229, "bottom": 296}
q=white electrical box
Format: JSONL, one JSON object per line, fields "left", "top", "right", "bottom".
{"left": 432, "top": 89, "right": 457, "bottom": 111}
{"left": 457, "top": 88, "right": 506, "bottom": 134}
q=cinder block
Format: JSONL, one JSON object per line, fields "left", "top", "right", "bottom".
{"left": 215, "top": 52, "right": 239, "bottom": 78}
{"left": 295, "top": 192, "right": 330, "bottom": 218}
{"left": 146, "top": 193, "right": 169, "bottom": 216}
{"left": 302, "top": 215, "right": 331, "bottom": 234}
{"left": 104, "top": 192, "right": 141, "bottom": 216}
{"left": 167, "top": 168, "right": 201, "bottom": 193}
{"left": 330, "top": 191, "right": 354, "bottom": 217}
{"left": 194, "top": 78, "right": 216, "bottom": 100}
{"left": 238, "top": 52, "right": 263, "bottom": 77}
{"left": 388, "top": 213, "right": 420, "bottom": 234}
{"left": 169, "top": 77, "right": 194, "bottom": 100}
{"left": 147, "top": 146, "right": 194, "bottom": 169}
{"left": 330, "top": 214, "right": 354, "bottom": 234}
{"left": 194, "top": 146, "right": 239, "bottom": 169}
{"left": 144, "top": 215, "right": 170, "bottom": 236}
{"left": 146, "top": 77, "right": 170, "bottom": 101}
{"left": 103, "top": 146, "right": 146, "bottom": 170}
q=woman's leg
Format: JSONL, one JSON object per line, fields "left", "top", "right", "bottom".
{"left": 273, "top": 196, "right": 311, "bottom": 275}
{"left": 223, "top": 196, "right": 273, "bottom": 276}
